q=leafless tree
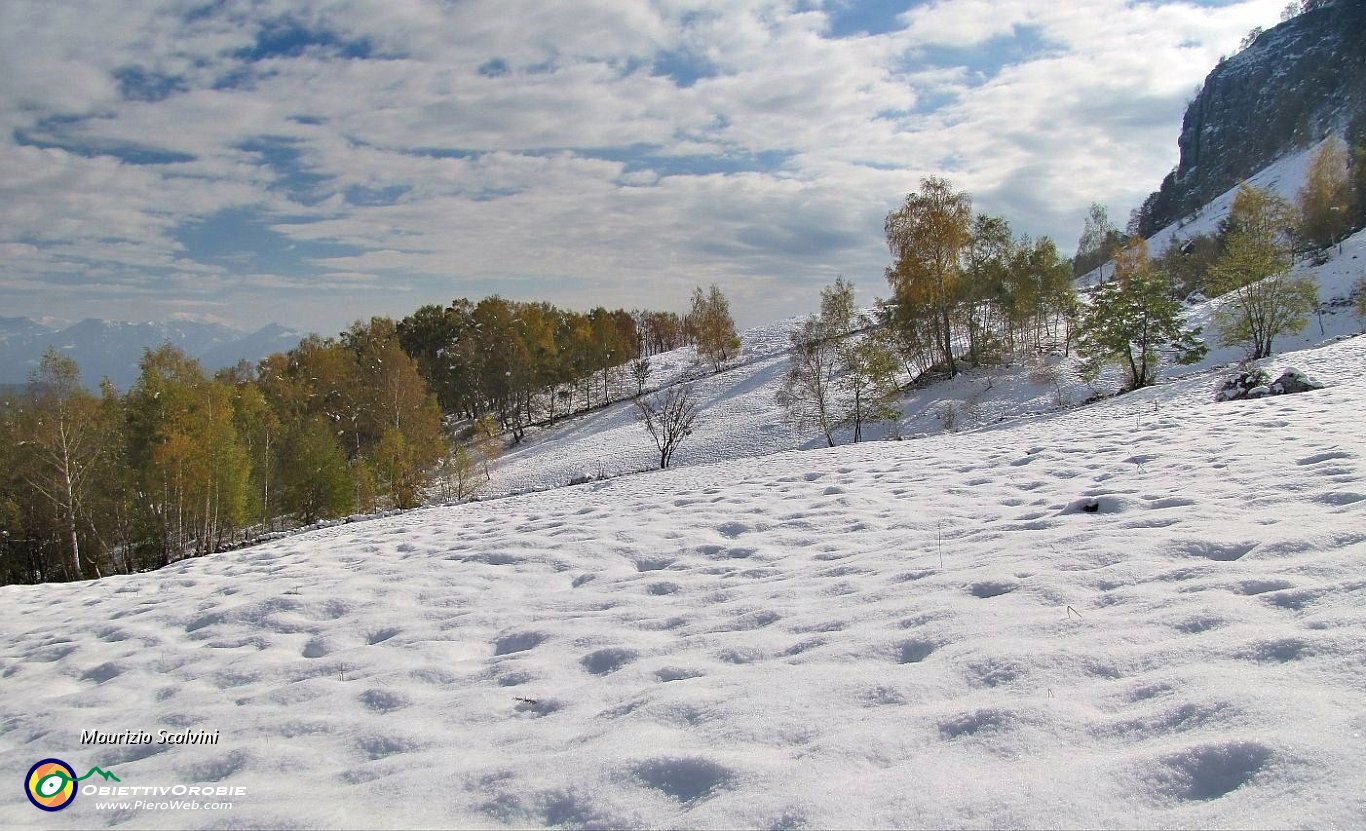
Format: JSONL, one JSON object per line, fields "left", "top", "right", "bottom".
{"left": 634, "top": 385, "right": 701, "bottom": 469}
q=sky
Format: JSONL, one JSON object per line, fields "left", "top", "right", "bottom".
{"left": 0, "top": 0, "right": 1289, "bottom": 335}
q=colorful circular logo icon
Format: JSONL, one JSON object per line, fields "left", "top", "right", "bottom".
{"left": 25, "top": 759, "right": 78, "bottom": 812}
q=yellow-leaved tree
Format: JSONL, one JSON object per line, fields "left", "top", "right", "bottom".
{"left": 1296, "top": 136, "right": 1354, "bottom": 252}
{"left": 1211, "top": 183, "right": 1317, "bottom": 359}
{"left": 884, "top": 177, "right": 973, "bottom": 376}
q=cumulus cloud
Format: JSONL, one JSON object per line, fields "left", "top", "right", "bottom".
{"left": 0, "top": 0, "right": 1288, "bottom": 331}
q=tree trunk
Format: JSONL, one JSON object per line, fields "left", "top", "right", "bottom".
{"left": 853, "top": 387, "right": 863, "bottom": 443}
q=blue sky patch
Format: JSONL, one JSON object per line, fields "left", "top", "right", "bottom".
{"left": 824, "top": 0, "right": 919, "bottom": 38}
{"left": 911, "top": 88, "right": 961, "bottom": 116}
{"left": 345, "top": 185, "right": 411, "bottom": 207}
{"left": 909, "top": 24, "right": 1059, "bottom": 84}
{"left": 651, "top": 49, "right": 721, "bottom": 88}
{"left": 478, "top": 58, "right": 510, "bottom": 77}
{"left": 15, "top": 116, "right": 196, "bottom": 165}
{"left": 408, "top": 147, "right": 481, "bottom": 160}
{"left": 234, "top": 17, "right": 377, "bottom": 62}
{"left": 567, "top": 145, "right": 793, "bottom": 178}
{"left": 236, "top": 136, "right": 330, "bottom": 205}
{"left": 113, "top": 67, "right": 188, "bottom": 102}
{"left": 175, "top": 208, "right": 362, "bottom": 275}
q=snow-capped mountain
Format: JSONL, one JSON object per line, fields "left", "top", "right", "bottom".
{"left": 0, "top": 318, "right": 304, "bottom": 390}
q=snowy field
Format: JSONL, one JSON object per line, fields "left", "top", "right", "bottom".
{"left": 3, "top": 329, "right": 1364, "bottom": 829}
{"left": 5, "top": 138, "right": 1366, "bottom": 828}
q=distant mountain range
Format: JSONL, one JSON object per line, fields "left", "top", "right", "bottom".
{"left": 0, "top": 317, "right": 305, "bottom": 390}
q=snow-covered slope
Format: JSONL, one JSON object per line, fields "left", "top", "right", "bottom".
{"left": 1077, "top": 138, "right": 1327, "bottom": 288}
{"left": 1175, "top": 223, "right": 1366, "bottom": 377}
{"left": 490, "top": 217, "right": 1365, "bottom": 499}
{"left": 489, "top": 317, "right": 807, "bottom": 495}
{"left": 2, "top": 333, "right": 1363, "bottom": 829}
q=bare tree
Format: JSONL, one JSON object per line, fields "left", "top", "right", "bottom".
{"left": 778, "top": 315, "right": 841, "bottom": 447}
{"left": 472, "top": 414, "right": 502, "bottom": 480}
{"left": 777, "top": 277, "right": 859, "bottom": 447}
{"left": 634, "top": 385, "right": 702, "bottom": 469}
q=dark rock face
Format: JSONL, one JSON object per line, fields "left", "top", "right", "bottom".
{"left": 1137, "top": 1, "right": 1366, "bottom": 237}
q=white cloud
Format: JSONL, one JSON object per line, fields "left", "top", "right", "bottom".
{"left": 0, "top": 0, "right": 1291, "bottom": 330}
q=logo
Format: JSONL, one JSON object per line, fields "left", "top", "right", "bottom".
{"left": 24, "top": 759, "right": 120, "bottom": 812}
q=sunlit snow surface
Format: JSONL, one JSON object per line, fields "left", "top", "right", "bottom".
{"left": 2, "top": 332, "right": 1364, "bottom": 829}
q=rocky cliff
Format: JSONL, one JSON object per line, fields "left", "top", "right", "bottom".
{"left": 1135, "top": 0, "right": 1366, "bottom": 237}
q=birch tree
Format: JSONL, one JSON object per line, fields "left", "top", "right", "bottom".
{"left": 15, "top": 349, "right": 101, "bottom": 580}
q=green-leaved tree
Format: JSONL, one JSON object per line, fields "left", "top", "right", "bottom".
{"left": 1076, "top": 240, "right": 1207, "bottom": 390}
{"left": 1211, "top": 183, "right": 1317, "bottom": 359}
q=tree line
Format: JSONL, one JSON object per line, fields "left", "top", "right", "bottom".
{"left": 0, "top": 286, "right": 743, "bottom": 585}
{"left": 784, "top": 134, "right": 1363, "bottom": 443}
{"left": 1024, "top": 135, "right": 1362, "bottom": 390}
{"left": 779, "top": 178, "right": 1078, "bottom": 445}
{"left": 0, "top": 318, "right": 443, "bottom": 585}
{"left": 394, "top": 287, "right": 739, "bottom": 442}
